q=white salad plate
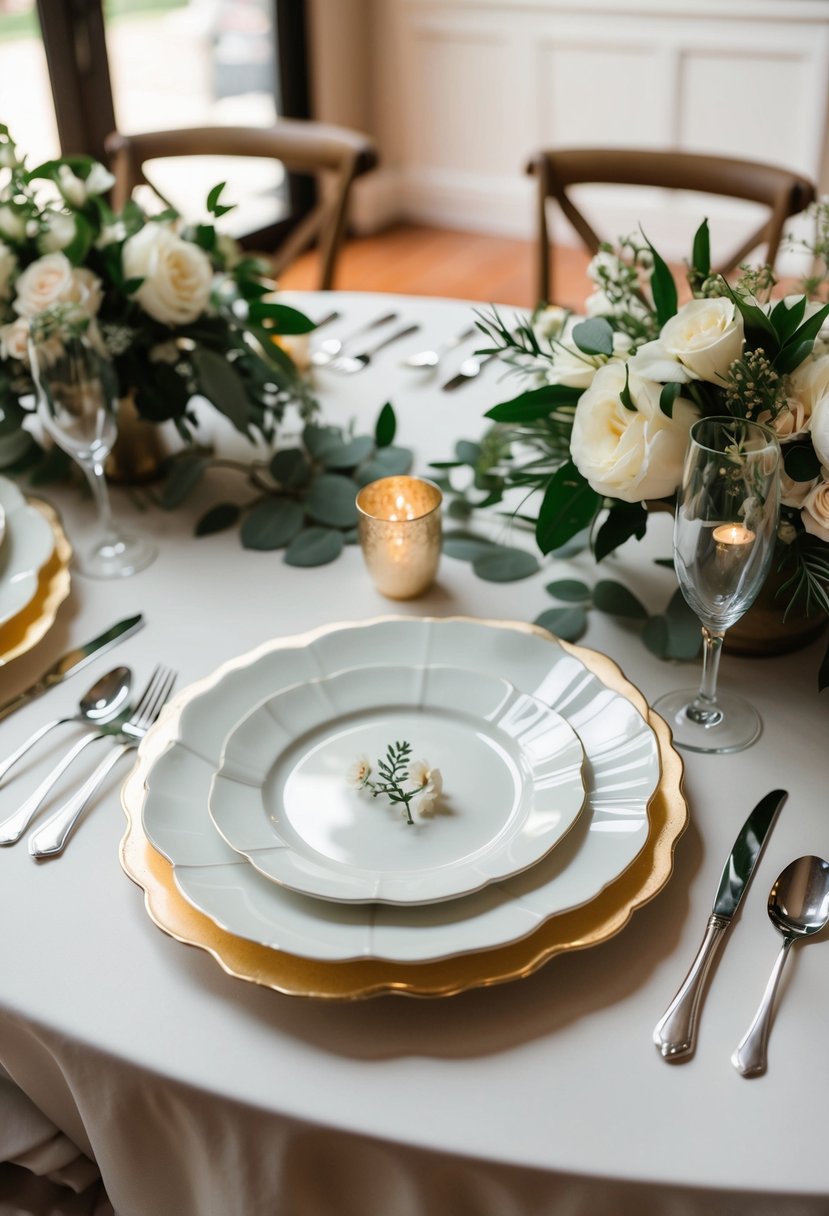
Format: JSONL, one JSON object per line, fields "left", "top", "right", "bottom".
{"left": 142, "top": 618, "right": 660, "bottom": 963}
{"left": 0, "top": 476, "right": 55, "bottom": 629}
{"left": 208, "top": 664, "right": 586, "bottom": 904}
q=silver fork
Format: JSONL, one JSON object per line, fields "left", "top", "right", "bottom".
{"left": 27, "top": 665, "right": 177, "bottom": 859}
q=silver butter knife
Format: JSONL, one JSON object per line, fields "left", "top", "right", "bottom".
{"left": 0, "top": 614, "right": 144, "bottom": 723}
{"left": 653, "top": 788, "right": 787, "bottom": 1061}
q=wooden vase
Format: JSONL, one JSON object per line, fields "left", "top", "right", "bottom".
{"left": 725, "top": 555, "right": 828, "bottom": 656}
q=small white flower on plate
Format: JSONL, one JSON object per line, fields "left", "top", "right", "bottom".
{"left": 346, "top": 756, "right": 372, "bottom": 788}
{"left": 409, "top": 761, "right": 443, "bottom": 816}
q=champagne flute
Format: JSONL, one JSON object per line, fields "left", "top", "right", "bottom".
{"left": 653, "top": 416, "right": 781, "bottom": 754}
{"left": 29, "top": 323, "right": 156, "bottom": 579}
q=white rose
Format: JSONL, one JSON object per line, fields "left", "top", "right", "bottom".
{"left": 0, "top": 318, "right": 30, "bottom": 362}
{"left": 123, "top": 223, "right": 213, "bottom": 326}
{"left": 658, "top": 298, "right": 744, "bottom": 384}
{"left": 0, "top": 241, "right": 15, "bottom": 301}
{"left": 13, "top": 252, "right": 75, "bottom": 317}
{"left": 56, "top": 165, "right": 86, "bottom": 208}
{"left": 84, "top": 163, "right": 116, "bottom": 197}
{"left": 801, "top": 480, "right": 829, "bottom": 542}
{"left": 808, "top": 387, "right": 829, "bottom": 468}
{"left": 0, "top": 205, "right": 26, "bottom": 241}
{"left": 38, "top": 210, "right": 76, "bottom": 254}
{"left": 570, "top": 362, "right": 699, "bottom": 502}
{"left": 628, "top": 338, "right": 695, "bottom": 385}
{"left": 12, "top": 253, "right": 102, "bottom": 321}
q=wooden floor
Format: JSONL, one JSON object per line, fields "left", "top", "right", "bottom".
{"left": 278, "top": 223, "right": 593, "bottom": 311}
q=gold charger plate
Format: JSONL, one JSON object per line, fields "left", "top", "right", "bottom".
{"left": 120, "top": 623, "right": 686, "bottom": 1000}
{"left": 0, "top": 497, "right": 71, "bottom": 666}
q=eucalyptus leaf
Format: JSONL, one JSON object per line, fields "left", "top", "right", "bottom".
{"left": 593, "top": 579, "right": 648, "bottom": 619}
{"left": 642, "top": 615, "right": 670, "bottom": 659}
{"left": 270, "top": 447, "right": 311, "bottom": 488}
{"left": 664, "top": 588, "right": 703, "bottom": 659}
{"left": 318, "top": 434, "right": 374, "bottom": 470}
{"left": 472, "top": 546, "right": 539, "bottom": 582}
{"left": 240, "top": 498, "right": 304, "bottom": 550}
{"left": 284, "top": 527, "right": 344, "bottom": 567}
{"left": 161, "top": 455, "right": 209, "bottom": 509}
{"left": 535, "top": 461, "right": 600, "bottom": 555}
{"left": 354, "top": 446, "right": 413, "bottom": 486}
{"left": 303, "top": 423, "right": 344, "bottom": 464}
{"left": 443, "top": 532, "right": 496, "bottom": 562}
{"left": 195, "top": 502, "right": 240, "bottom": 537}
{"left": 571, "top": 317, "right": 614, "bottom": 357}
{"left": 375, "top": 402, "right": 396, "bottom": 447}
{"left": 533, "top": 606, "right": 587, "bottom": 642}
{"left": 544, "top": 578, "right": 591, "bottom": 603}
{"left": 456, "top": 439, "right": 481, "bottom": 465}
{"left": 304, "top": 473, "right": 360, "bottom": 527}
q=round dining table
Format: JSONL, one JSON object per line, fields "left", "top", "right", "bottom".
{"left": 0, "top": 291, "right": 828, "bottom": 1216}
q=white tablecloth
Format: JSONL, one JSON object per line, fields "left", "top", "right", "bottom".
{"left": 1, "top": 293, "right": 827, "bottom": 1216}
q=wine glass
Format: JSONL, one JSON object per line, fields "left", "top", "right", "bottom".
{"left": 653, "top": 416, "right": 781, "bottom": 754}
{"left": 28, "top": 325, "right": 156, "bottom": 579}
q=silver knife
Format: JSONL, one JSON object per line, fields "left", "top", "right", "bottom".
{"left": 442, "top": 352, "right": 496, "bottom": 391}
{"left": 0, "top": 615, "right": 144, "bottom": 723}
{"left": 653, "top": 788, "right": 787, "bottom": 1061}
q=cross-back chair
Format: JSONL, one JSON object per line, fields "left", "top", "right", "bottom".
{"left": 104, "top": 120, "right": 379, "bottom": 290}
{"left": 526, "top": 147, "right": 816, "bottom": 303}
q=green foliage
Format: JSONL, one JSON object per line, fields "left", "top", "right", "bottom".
{"left": 159, "top": 403, "right": 411, "bottom": 567}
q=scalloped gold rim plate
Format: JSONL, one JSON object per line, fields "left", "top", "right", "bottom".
{"left": 120, "top": 620, "right": 686, "bottom": 1000}
{"left": 0, "top": 498, "right": 71, "bottom": 667}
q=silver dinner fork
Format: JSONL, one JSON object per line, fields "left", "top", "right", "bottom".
{"left": 27, "top": 665, "right": 177, "bottom": 859}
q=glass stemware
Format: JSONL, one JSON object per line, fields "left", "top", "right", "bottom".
{"left": 29, "top": 326, "right": 156, "bottom": 579}
{"left": 653, "top": 416, "right": 781, "bottom": 754}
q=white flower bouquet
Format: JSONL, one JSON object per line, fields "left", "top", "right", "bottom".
{"left": 0, "top": 125, "right": 315, "bottom": 470}
{"left": 453, "top": 212, "right": 829, "bottom": 682}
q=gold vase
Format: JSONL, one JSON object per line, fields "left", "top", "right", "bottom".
{"left": 106, "top": 393, "right": 172, "bottom": 485}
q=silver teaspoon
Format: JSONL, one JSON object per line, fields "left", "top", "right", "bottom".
{"left": 732, "top": 854, "right": 829, "bottom": 1077}
{"left": 0, "top": 665, "right": 132, "bottom": 789}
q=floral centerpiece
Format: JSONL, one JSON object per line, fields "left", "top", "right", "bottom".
{"left": 0, "top": 124, "right": 316, "bottom": 470}
{"left": 456, "top": 209, "right": 829, "bottom": 686}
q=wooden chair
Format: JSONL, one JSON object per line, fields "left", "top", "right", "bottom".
{"left": 526, "top": 147, "right": 816, "bottom": 303}
{"left": 104, "top": 121, "right": 379, "bottom": 290}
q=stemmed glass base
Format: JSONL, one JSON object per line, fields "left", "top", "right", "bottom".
{"left": 652, "top": 687, "right": 762, "bottom": 754}
{"left": 75, "top": 532, "right": 156, "bottom": 580}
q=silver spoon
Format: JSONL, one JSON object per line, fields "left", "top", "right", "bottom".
{"left": 0, "top": 666, "right": 132, "bottom": 790}
{"left": 310, "top": 312, "right": 399, "bottom": 366}
{"left": 732, "top": 854, "right": 829, "bottom": 1077}
{"left": 402, "top": 325, "right": 477, "bottom": 368}
{"left": 328, "top": 324, "right": 420, "bottom": 373}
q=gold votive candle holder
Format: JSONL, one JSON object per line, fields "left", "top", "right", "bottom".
{"left": 356, "top": 475, "right": 443, "bottom": 599}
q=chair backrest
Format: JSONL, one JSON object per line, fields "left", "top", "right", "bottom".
{"left": 104, "top": 121, "right": 379, "bottom": 290}
{"left": 526, "top": 147, "right": 816, "bottom": 304}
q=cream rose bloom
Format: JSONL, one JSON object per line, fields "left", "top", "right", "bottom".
{"left": 123, "top": 223, "right": 213, "bottom": 327}
{"left": 781, "top": 470, "right": 816, "bottom": 509}
{"left": 0, "top": 318, "right": 30, "bottom": 362}
{"left": 570, "top": 362, "right": 699, "bottom": 502}
{"left": 38, "top": 211, "right": 76, "bottom": 255}
{"left": 13, "top": 252, "right": 102, "bottom": 320}
{"left": 657, "top": 298, "right": 744, "bottom": 384}
{"left": 801, "top": 479, "right": 829, "bottom": 542}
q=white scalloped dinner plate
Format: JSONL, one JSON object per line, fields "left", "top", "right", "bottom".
{"left": 0, "top": 476, "right": 55, "bottom": 629}
{"left": 142, "top": 619, "right": 660, "bottom": 964}
{"left": 208, "top": 665, "right": 586, "bottom": 904}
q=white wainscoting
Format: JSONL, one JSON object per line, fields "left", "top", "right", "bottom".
{"left": 314, "top": 0, "right": 829, "bottom": 273}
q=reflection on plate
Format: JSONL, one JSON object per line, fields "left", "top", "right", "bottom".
{"left": 0, "top": 498, "right": 71, "bottom": 667}
{"left": 209, "top": 665, "right": 586, "bottom": 904}
{"left": 120, "top": 625, "right": 686, "bottom": 999}
{"left": 140, "top": 618, "right": 662, "bottom": 964}
{"left": 0, "top": 477, "right": 56, "bottom": 629}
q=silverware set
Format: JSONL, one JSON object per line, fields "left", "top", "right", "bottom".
{"left": 0, "top": 662, "right": 175, "bottom": 858}
{"left": 309, "top": 312, "right": 489, "bottom": 388}
{"left": 653, "top": 789, "right": 829, "bottom": 1076}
